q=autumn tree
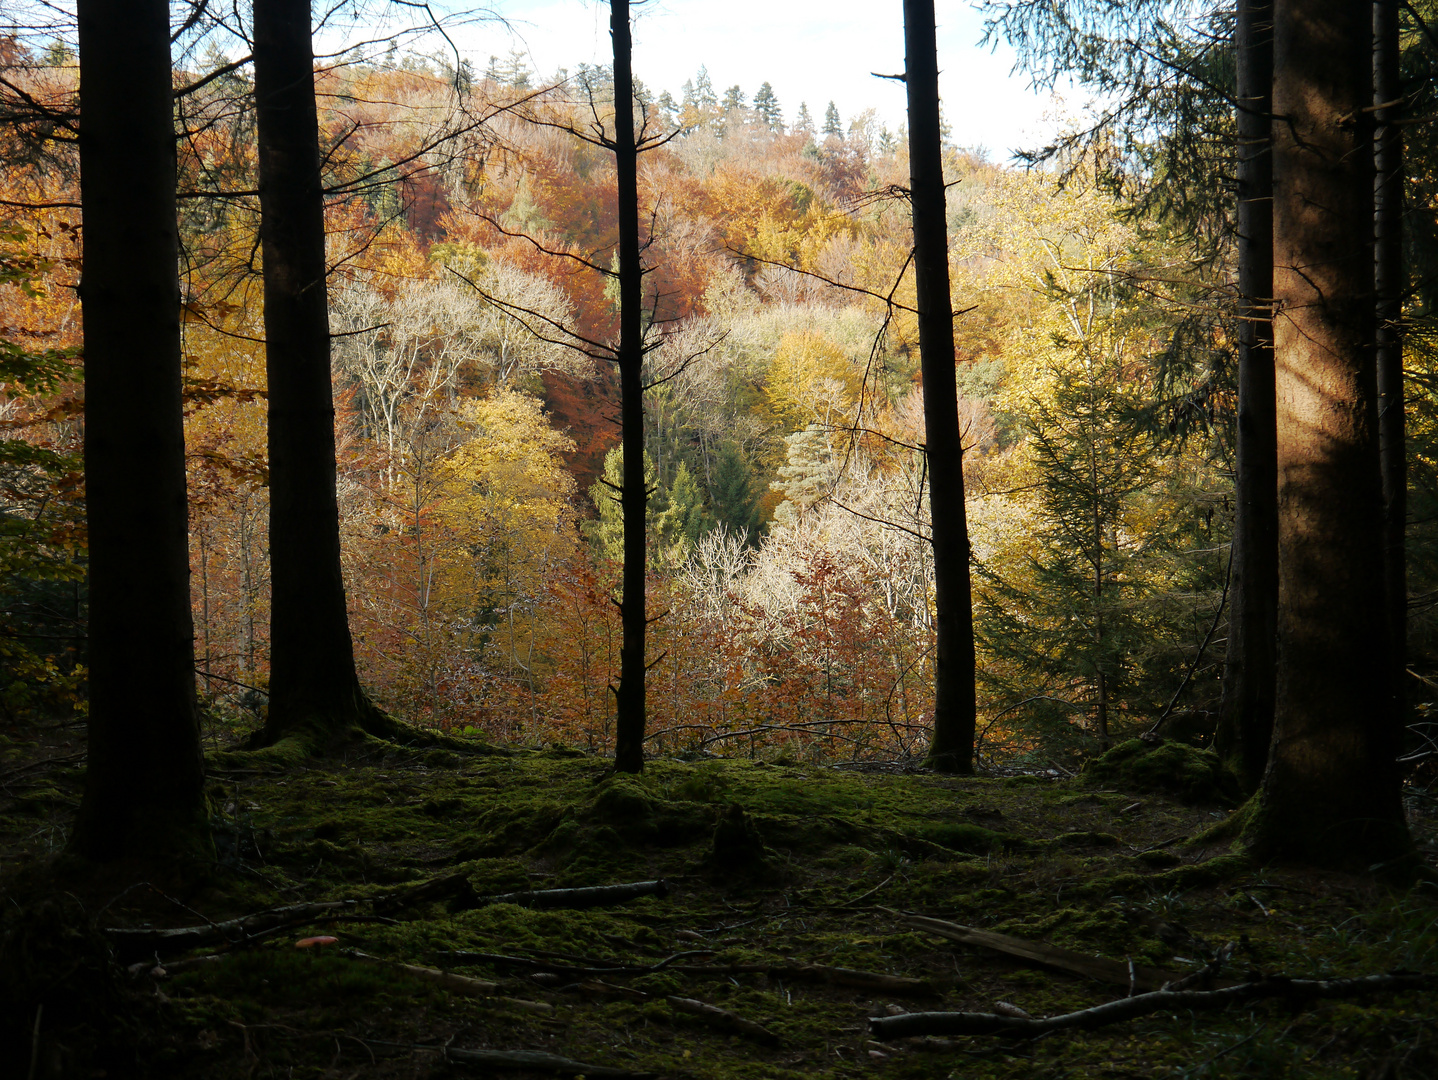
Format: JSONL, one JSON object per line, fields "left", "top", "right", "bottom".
{"left": 69, "top": 0, "right": 210, "bottom": 861}
{"left": 1247, "top": 0, "right": 1409, "bottom": 867}
{"left": 905, "top": 0, "right": 979, "bottom": 772}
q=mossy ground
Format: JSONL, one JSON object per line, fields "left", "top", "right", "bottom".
{"left": 3, "top": 718, "right": 1438, "bottom": 1079}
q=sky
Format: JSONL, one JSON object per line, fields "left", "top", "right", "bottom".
{"left": 450, "top": 1, "right": 1068, "bottom": 162}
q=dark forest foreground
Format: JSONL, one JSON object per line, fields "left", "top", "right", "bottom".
{"left": 3, "top": 719, "right": 1437, "bottom": 1079}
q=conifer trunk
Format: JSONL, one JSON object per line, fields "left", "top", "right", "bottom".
{"left": 1216, "top": 0, "right": 1277, "bottom": 792}
{"left": 254, "top": 0, "right": 388, "bottom": 746}
{"left": 1249, "top": 0, "right": 1408, "bottom": 866}
{"left": 1374, "top": 0, "right": 1406, "bottom": 738}
{"left": 611, "top": 0, "right": 647, "bottom": 773}
{"left": 905, "top": 0, "right": 978, "bottom": 773}
{"left": 70, "top": 0, "right": 210, "bottom": 860}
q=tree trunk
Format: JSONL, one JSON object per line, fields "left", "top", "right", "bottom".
{"left": 254, "top": 0, "right": 388, "bottom": 747}
{"left": 1374, "top": 0, "right": 1406, "bottom": 742}
{"left": 905, "top": 0, "right": 978, "bottom": 773}
{"left": 611, "top": 0, "right": 647, "bottom": 773}
{"left": 69, "top": 0, "right": 211, "bottom": 861}
{"left": 1249, "top": 0, "right": 1409, "bottom": 866}
{"left": 1216, "top": 0, "right": 1278, "bottom": 793}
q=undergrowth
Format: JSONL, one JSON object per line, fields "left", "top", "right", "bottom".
{"left": 2, "top": 721, "right": 1436, "bottom": 1079}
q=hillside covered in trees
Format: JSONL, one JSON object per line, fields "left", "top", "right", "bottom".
{"left": 2, "top": 1, "right": 1438, "bottom": 1078}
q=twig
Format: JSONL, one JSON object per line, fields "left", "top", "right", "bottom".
{"left": 869, "top": 972, "right": 1438, "bottom": 1040}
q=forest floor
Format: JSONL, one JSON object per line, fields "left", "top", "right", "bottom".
{"left": 3, "top": 717, "right": 1438, "bottom": 1079}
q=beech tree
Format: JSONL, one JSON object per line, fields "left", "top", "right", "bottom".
{"left": 69, "top": 0, "right": 210, "bottom": 860}
{"left": 904, "top": 0, "right": 979, "bottom": 772}
{"left": 1248, "top": 0, "right": 1409, "bottom": 866}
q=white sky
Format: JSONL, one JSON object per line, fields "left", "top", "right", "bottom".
{"left": 453, "top": 1, "right": 1066, "bottom": 162}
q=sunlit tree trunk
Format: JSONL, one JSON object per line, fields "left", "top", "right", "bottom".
{"left": 904, "top": 0, "right": 978, "bottom": 773}
{"left": 611, "top": 0, "right": 647, "bottom": 773}
{"left": 70, "top": 0, "right": 211, "bottom": 861}
{"left": 1216, "top": 0, "right": 1277, "bottom": 792}
{"left": 1249, "top": 0, "right": 1409, "bottom": 866}
{"left": 1374, "top": 0, "right": 1406, "bottom": 738}
{"left": 254, "top": 0, "right": 391, "bottom": 746}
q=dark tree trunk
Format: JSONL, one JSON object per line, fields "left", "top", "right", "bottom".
{"left": 1216, "top": 0, "right": 1278, "bottom": 793}
{"left": 1249, "top": 0, "right": 1409, "bottom": 866}
{"left": 70, "top": 0, "right": 210, "bottom": 861}
{"left": 611, "top": 0, "right": 647, "bottom": 773}
{"left": 1374, "top": 0, "right": 1406, "bottom": 736}
{"left": 254, "top": 0, "right": 388, "bottom": 747}
{"left": 905, "top": 0, "right": 978, "bottom": 773}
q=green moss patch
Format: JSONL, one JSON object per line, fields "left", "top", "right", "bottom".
{"left": 1083, "top": 738, "right": 1243, "bottom": 805}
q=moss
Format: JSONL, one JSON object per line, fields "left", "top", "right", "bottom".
{"left": 1082, "top": 738, "right": 1242, "bottom": 805}
{"left": 1046, "top": 830, "right": 1122, "bottom": 849}
{"left": 921, "top": 822, "right": 1029, "bottom": 854}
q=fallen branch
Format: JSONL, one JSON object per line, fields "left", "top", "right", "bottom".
{"left": 345, "top": 951, "right": 552, "bottom": 1014}
{"left": 440, "top": 951, "right": 937, "bottom": 996}
{"left": 104, "top": 902, "right": 352, "bottom": 961}
{"left": 363, "top": 1040, "right": 653, "bottom": 1078}
{"left": 869, "top": 972, "right": 1438, "bottom": 1040}
{"left": 666, "top": 995, "right": 781, "bottom": 1045}
{"left": 897, "top": 913, "right": 1191, "bottom": 993}
{"left": 452, "top": 879, "right": 670, "bottom": 912}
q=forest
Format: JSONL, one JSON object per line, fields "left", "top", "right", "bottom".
{"left": 1, "top": 0, "right": 1438, "bottom": 1078}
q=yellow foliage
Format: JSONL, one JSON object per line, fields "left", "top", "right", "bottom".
{"left": 764, "top": 331, "right": 864, "bottom": 427}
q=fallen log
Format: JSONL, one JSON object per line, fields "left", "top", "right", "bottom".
{"left": 869, "top": 972, "right": 1438, "bottom": 1041}
{"left": 666, "top": 995, "right": 781, "bottom": 1046}
{"left": 897, "top": 913, "right": 1193, "bottom": 993}
{"left": 452, "top": 879, "right": 669, "bottom": 912}
{"left": 363, "top": 1040, "right": 652, "bottom": 1078}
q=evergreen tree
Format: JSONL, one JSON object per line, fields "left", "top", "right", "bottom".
{"left": 587, "top": 446, "right": 707, "bottom": 566}
{"left": 655, "top": 89, "right": 678, "bottom": 127}
{"left": 795, "top": 101, "right": 814, "bottom": 134}
{"left": 656, "top": 460, "right": 707, "bottom": 564}
{"left": 692, "top": 65, "right": 718, "bottom": 110}
{"left": 709, "top": 441, "right": 762, "bottom": 546}
{"left": 70, "top": 0, "right": 211, "bottom": 862}
{"left": 722, "top": 84, "right": 745, "bottom": 113}
{"left": 753, "top": 81, "right": 782, "bottom": 130}
{"left": 976, "top": 340, "right": 1164, "bottom": 748}
{"left": 822, "top": 101, "right": 842, "bottom": 137}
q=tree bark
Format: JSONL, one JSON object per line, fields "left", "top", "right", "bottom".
{"left": 1374, "top": 0, "right": 1406, "bottom": 740}
{"left": 611, "top": 0, "right": 647, "bottom": 774}
{"left": 1250, "top": 0, "right": 1409, "bottom": 866}
{"left": 69, "top": 0, "right": 211, "bottom": 861}
{"left": 905, "top": 0, "right": 978, "bottom": 773}
{"left": 1216, "top": 0, "right": 1278, "bottom": 793}
{"left": 253, "top": 0, "right": 388, "bottom": 747}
